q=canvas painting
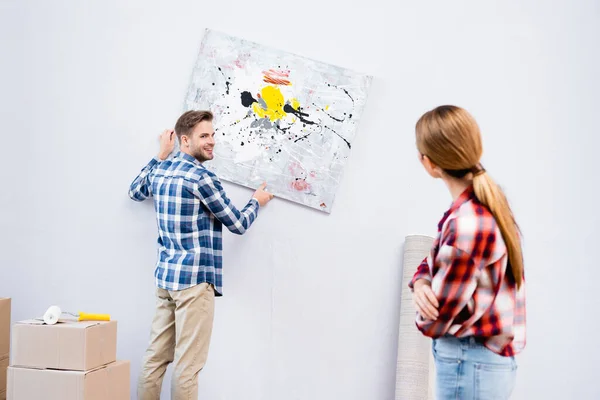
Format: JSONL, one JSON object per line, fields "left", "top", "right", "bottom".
{"left": 183, "top": 29, "right": 372, "bottom": 213}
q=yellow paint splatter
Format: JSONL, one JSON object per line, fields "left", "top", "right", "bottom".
{"left": 252, "top": 86, "right": 287, "bottom": 122}
{"left": 291, "top": 98, "right": 300, "bottom": 110}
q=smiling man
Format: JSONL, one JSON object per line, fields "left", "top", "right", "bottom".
{"left": 128, "top": 110, "right": 274, "bottom": 400}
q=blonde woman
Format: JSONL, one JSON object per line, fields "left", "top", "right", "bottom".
{"left": 409, "top": 106, "right": 526, "bottom": 399}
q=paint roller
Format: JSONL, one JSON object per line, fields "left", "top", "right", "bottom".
{"left": 42, "top": 305, "right": 110, "bottom": 325}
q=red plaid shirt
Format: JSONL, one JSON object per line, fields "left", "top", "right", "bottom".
{"left": 409, "top": 186, "right": 526, "bottom": 356}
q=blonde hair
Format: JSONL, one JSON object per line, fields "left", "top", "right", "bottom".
{"left": 415, "top": 105, "right": 523, "bottom": 288}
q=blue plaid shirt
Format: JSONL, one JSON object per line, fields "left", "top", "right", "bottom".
{"left": 128, "top": 151, "right": 260, "bottom": 295}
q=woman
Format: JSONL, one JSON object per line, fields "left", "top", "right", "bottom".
{"left": 409, "top": 105, "right": 526, "bottom": 399}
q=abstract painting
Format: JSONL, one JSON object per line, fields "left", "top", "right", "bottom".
{"left": 183, "top": 29, "right": 372, "bottom": 213}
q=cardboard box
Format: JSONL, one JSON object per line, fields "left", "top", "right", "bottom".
{"left": 0, "top": 357, "right": 7, "bottom": 398}
{"left": 12, "top": 320, "right": 117, "bottom": 371}
{"left": 0, "top": 299, "right": 10, "bottom": 360}
{"left": 7, "top": 360, "right": 130, "bottom": 400}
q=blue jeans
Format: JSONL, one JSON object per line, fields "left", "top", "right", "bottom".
{"left": 432, "top": 336, "right": 517, "bottom": 399}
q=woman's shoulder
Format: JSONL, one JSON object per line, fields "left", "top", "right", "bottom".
{"left": 444, "top": 199, "right": 507, "bottom": 259}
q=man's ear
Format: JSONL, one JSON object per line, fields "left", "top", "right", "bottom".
{"left": 180, "top": 134, "right": 189, "bottom": 147}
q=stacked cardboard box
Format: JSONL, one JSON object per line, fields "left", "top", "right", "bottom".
{"left": 0, "top": 298, "right": 10, "bottom": 400}
{"left": 6, "top": 318, "right": 130, "bottom": 399}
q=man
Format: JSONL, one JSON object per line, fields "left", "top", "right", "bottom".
{"left": 128, "top": 110, "right": 274, "bottom": 399}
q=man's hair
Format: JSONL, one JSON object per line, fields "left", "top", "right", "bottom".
{"left": 174, "top": 110, "right": 213, "bottom": 140}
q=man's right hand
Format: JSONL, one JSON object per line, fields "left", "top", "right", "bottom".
{"left": 157, "top": 129, "right": 175, "bottom": 160}
{"left": 253, "top": 182, "right": 274, "bottom": 206}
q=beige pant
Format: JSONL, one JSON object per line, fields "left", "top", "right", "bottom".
{"left": 137, "top": 282, "right": 215, "bottom": 400}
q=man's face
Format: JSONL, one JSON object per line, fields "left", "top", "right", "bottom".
{"left": 184, "top": 120, "right": 215, "bottom": 162}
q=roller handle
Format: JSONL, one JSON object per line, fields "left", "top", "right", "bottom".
{"left": 78, "top": 312, "right": 111, "bottom": 321}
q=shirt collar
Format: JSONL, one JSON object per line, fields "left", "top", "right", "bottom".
{"left": 437, "top": 185, "right": 476, "bottom": 231}
{"left": 174, "top": 151, "right": 204, "bottom": 167}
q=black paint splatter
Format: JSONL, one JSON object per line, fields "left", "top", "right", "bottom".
{"left": 283, "top": 104, "right": 315, "bottom": 125}
{"left": 274, "top": 123, "right": 291, "bottom": 134}
{"left": 313, "top": 103, "right": 345, "bottom": 122}
{"left": 289, "top": 118, "right": 351, "bottom": 149}
{"left": 294, "top": 132, "right": 312, "bottom": 143}
{"left": 217, "top": 67, "right": 231, "bottom": 95}
{"left": 228, "top": 115, "right": 251, "bottom": 127}
{"left": 324, "top": 125, "right": 351, "bottom": 149}
{"left": 325, "top": 113, "right": 344, "bottom": 122}
{"left": 241, "top": 91, "right": 257, "bottom": 107}
{"left": 326, "top": 82, "right": 355, "bottom": 105}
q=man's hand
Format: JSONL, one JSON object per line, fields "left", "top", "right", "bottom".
{"left": 413, "top": 279, "right": 439, "bottom": 320}
{"left": 253, "top": 182, "right": 274, "bottom": 206}
{"left": 157, "top": 129, "right": 175, "bottom": 160}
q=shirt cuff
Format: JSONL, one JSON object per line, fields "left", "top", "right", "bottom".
{"left": 408, "top": 273, "right": 431, "bottom": 290}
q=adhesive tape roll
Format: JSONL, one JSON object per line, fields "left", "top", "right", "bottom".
{"left": 43, "top": 305, "right": 62, "bottom": 325}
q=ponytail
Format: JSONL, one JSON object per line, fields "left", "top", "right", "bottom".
{"left": 473, "top": 172, "right": 524, "bottom": 289}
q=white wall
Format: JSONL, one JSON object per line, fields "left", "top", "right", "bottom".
{"left": 1, "top": 0, "right": 598, "bottom": 399}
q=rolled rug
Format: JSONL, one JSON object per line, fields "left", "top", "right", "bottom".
{"left": 395, "top": 234, "right": 436, "bottom": 400}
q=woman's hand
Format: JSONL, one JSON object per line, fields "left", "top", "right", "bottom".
{"left": 413, "top": 279, "right": 439, "bottom": 320}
